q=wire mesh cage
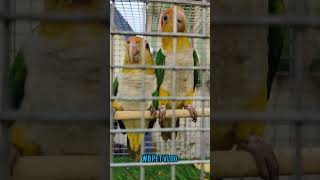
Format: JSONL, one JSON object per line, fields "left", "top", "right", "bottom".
{"left": 110, "top": 0, "right": 210, "bottom": 179}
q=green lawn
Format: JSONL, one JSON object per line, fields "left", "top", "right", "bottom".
{"left": 112, "top": 157, "right": 209, "bottom": 180}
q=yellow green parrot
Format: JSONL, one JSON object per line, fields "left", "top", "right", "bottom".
{"left": 212, "top": 0, "right": 285, "bottom": 179}
{"left": 8, "top": 0, "right": 107, "bottom": 168}
{"left": 155, "top": 5, "right": 200, "bottom": 141}
{"left": 112, "top": 36, "right": 158, "bottom": 160}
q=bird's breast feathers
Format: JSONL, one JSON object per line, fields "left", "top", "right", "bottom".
{"left": 117, "top": 72, "right": 157, "bottom": 110}
{"left": 161, "top": 48, "right": 194, "bottom": 95}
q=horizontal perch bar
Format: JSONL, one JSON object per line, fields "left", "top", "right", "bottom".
{"left": 13, "top": 156, "right": 100, "bottom": 180}
{"left": 113, "top": 108, "right": 210, "bottom": 120}
{"left": 213, "top": 148, "right": 320, "bottom": 178}
{"left": 111, "top": 96, "right": 210, "bottom": 101}
{"left": 110, "top": 127, "right": 210, "bottom": 133}
{"left": 111, "top": 64, "right": 210, "bottom": 70}
{"left": 1, "top": 111, "right": 320, "bottom": 124}
{"left": 12, "top": 156, "right": 209, "bottom": 180}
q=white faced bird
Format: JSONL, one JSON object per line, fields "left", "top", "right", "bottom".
{"left": 112, "top": 36, "right": 158, "bottom": 160}
{"left": 155, "top": 6, "right": 200, "bottom": 141}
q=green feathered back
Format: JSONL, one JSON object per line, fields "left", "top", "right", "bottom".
{"left": 9, "top": 51, "right": 27, "bottom": 109}
{"left": 111, "top": 77, "right": 126, "bottom": 130}
{"left": 193, "top": 50, "right": 200, "bottom": 89}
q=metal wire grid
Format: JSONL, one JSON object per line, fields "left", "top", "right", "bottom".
{"left": 111, "top": 1, "right": 209, "bottom": 160}
{"left": 110, "top": 0, "right": 209, "bottom": 179}
{"left": 113, "top": 1, "right": 146, "bottom": 32}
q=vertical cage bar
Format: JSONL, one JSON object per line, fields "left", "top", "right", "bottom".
{"left": 100, "top": 1, "right": 110, "bottom": 180}
{"left": 0, "top": 0, "right": 11, "bottom": 179}
{"left": 110, "top": 1, "right": 115, "bottom": 179}
{"left": 29, "top": 0, "right": 32, "bottom": 31}
{"left": 139, "top": 3, "right": 147, "bottom": 179}
{"left": 12, "top": 0, "right": 16, "bottom": 58}
{"left": 200, "top": 1, "right": 206, "bottom": 179}
{"left": 170, "top": 4, "right": 177, "bottom": 180}
{"left": 292, "top": 30, "right": 303, "bottom": 180}
{"left": 288, "top": 0, "right": 306, "bottom": 179}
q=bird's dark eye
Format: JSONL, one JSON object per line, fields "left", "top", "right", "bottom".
{"left": 177, "top": 19, "right": 182, "bottom": 23}
{"left": 163, "top": 15, "right": 168, "bottom": 21}
{"left": 145, "top": 43, "right": 149, "bottom": 49}
{"left": 127, "top": 41, "right": 130, "bottom": 43}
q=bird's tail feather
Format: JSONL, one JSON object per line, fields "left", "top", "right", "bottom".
{"left": 160, "top": 118, "right": 180, "bottom": 141}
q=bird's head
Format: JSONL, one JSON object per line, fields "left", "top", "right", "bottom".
{"left": 124, "top": 36, "right": 153, "bottom": 65}
{"left": 160, "top": 6, "right": 190, "bottom": 51}
{"left": 161, "top": 5, "right": 187, "bottom": 33}
{"left": 43, "top": 0, "right": 104, "bottom": 12}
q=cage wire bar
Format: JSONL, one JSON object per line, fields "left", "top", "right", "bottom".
{"left": 0, "top": 0, "right": 11, "bottom": 178}
{"left": 139, "top": 7, "right": 147, "bottom": 179}
{"left": 170, "top": 5, "right": 177, "bottom": 180}
{"left": 288, "top": 0, "right": 305, "bottom": 179}
{"left": 200, "top": 1, "right": 206, "bottom": 179}
{"left": 101, "top": 1, "right": 110, "bottom": 180}
{"left": 110, "top": 1, "right": 115, "bottom": 179}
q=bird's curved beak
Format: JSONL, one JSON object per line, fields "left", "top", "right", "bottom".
{"left": 129, "top": 42, "right": 139, "bottom": 64}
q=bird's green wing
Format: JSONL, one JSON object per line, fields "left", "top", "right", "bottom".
{"left": 112, "top": 77, "right": 119, "bottom": 96}
{"left": 9, "top": 51, "right": 27, "bottom": 109}
{"left": 155, "top": 48, "right": 166, "bottom": 89}
{"left": 149, "top": 48, "right": 166, "bottom": 128}
{"left": 193, "top": 49, "right": 201, "bottom": 90}
{"left": 152, "top": 89, "right": 159, "bottom": 110}
{"left": 112, "top": 77, "right": 126, "bottom": 130}
{"left": 267, "top": 0, "right": 286, "bottom": 99}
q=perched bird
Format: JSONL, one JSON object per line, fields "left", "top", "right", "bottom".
{"left": 112, "top": 36, "right": 158, "bottom": 160}
{"left": 156, "top": 5, "right": 200, "bottom": 141}
{"left": 212, "top": 0, "right": 285, "bottom": 179}
{"left": 8, "top": 0, "right": 107, "bottom": 171}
